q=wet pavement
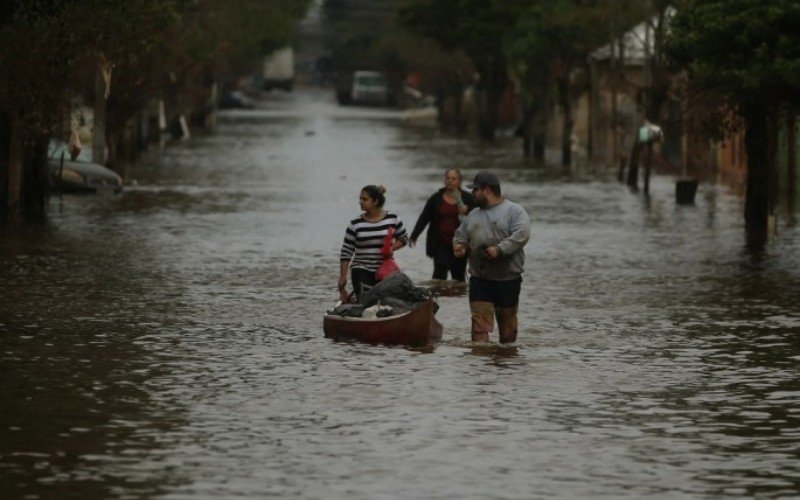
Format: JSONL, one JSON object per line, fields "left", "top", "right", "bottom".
{"left": 2, "top": 88, "right": 800, "bottom": 498}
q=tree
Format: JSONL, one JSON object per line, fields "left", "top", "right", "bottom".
{"left": 666, "top": 0, "right": 800, "bottom": 244}
{"left": 0, "top": 0, "right": 310, "bottom": 222}
{"left": 399, "top": 0, "right": 531, "bottom": 140}
{"left": 505, "top": 2, "right": 553, "bottom": 160}
{"left": 72, "top": 0, "right": 181, "bottom": 171}
{"left": 321, "top": 1, "right": 473, "bottom": 130}
{"left": 505, "top": 0, "right": 618, "bottom": 165}
{"left": 99, "top": 0, "right": 309, "bottom": 171}
{"left": 0, "top": 0, "right": 91, "bottom": 221}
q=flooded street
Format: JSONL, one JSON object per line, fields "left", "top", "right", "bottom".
{"left": 2, "top": 88, "right": 800, "bottom": 498}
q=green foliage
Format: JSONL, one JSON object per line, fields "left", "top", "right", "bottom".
{"left": 399, "top": 0, "right": 529, "bottom": 68}
{"left": 0, "top": 0, "right": 310, "bottom": 140}
{"left": 323, "top": 0, "right": 400, "bottom": 71}
{"left": 178, "top": 0, "right": 309, "bottom": 71}
{"left": 666, "top": 0, "right": 800, "bottom": 107}
{"left": 505, "top": 0, "right": 640, "bottom": 113}
{"left": 507, "top": 0, "right": 636, "bottom": 77}
{"left": 0, "top": 0, "right": 182, "bottom": 139}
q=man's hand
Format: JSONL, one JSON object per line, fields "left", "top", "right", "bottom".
{"left": 483, "top": 245, "right": 500, "bottom": 260}
{"left": 408, "top": 238, "right": 416, "bottom": 248}
{"left": 453, "top": 242, "right": 466, "bottom": 258}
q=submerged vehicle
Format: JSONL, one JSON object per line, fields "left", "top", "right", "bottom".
{"left": 48, "top": 141, "right": 122, "bottom": 193}
{"left": 49, "top": 157, "right": 123, "bottom": 193}
{"left": 218, "top": 90, "right": 256, "bottom": 109}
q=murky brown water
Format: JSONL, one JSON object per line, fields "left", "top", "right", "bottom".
{"left": 2, "top": 88, "right": 800, "bottom": 499}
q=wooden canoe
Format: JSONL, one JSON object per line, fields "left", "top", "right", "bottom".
{"left": 323, "top": 298, "right": 443, "bottom": 346}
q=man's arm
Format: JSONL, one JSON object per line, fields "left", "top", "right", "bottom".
{"left": 496, "top": 205, "right": 530, "bottom": 256}
{"left": 452, "top": 214, "right": 469, "bottom": 257}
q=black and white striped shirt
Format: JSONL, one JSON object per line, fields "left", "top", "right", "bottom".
{"left": 340, "top": 212, "right": 408, "bottom": 272}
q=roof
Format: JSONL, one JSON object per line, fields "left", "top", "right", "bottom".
{"left": 589, "top": 7, "right": 676, "bottom": 65}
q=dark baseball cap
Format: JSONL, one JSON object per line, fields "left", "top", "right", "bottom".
{"left": 466, "top": 171, "right": 500, "bottom": 189}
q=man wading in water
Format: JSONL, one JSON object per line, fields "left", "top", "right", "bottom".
{"left": 453, "top": 171, "right": 531, "bottom": 343}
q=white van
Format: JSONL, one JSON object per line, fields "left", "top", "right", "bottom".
{"left": 351, "top": 71, "right": 389, "bottom": 105}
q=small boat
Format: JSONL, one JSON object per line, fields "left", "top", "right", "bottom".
{"left": 323, "top": 298, "right": 443, "bottom": 346}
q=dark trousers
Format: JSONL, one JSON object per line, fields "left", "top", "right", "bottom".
{"left": 351, "top": 267, "right": 377, "bottom": 300}
{"left": 468, "top": 276, "right": 522, "bottom": 343}
{"left": 432, "top": 244, "right": 467, "bottom": 282}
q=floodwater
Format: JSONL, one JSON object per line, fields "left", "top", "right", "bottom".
{"left": 2, "top": 88, "right": 800, "bottom": 499}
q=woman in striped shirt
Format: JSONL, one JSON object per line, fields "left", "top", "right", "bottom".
{"left": 338, "top": 185, "right": 409, "bottom": 302}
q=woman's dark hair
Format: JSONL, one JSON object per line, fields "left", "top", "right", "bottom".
{"left": 361, "top": 185, "right": 386, "bottom": 207}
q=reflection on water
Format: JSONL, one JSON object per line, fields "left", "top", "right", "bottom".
{"left": 464, "top": 344, "right": 521, "bottom": 363}
{"left": 2, "top": 88, "right": 800, "bottom": 498}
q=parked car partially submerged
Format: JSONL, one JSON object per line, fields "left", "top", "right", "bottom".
{"left": 336, "top": 70, "right": 395, "bottom": 106}
{"left": 352, "top": 70, "right": 389, "bottom": 105}
{"left": 48, "top": 141, "right": 123, "bottom": 193}
{"left": 50, "top": 158, "right": 123, "bottom": 193}
{"left": 218, "top": 90, "right": 256, "bottom": 109}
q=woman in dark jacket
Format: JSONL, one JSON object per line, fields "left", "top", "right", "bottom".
{"left": 409, "top": 169, "right": 475, "bottom": 281}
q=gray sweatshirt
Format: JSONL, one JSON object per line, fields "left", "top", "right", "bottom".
{"left": 453, "top": 199, "right": 531, "bottom": 281}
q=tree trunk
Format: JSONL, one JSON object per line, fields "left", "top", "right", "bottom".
{"left": 788, "top": 108, "right": 796, "bottom": 220}
{"left": 0, "top": 112, "right": 10, "bottom": 220}
{"left": 93, "top": 68, "right": 107, "bottom": 166}
{"left": 588, "top": 61, "right": 597, "bottom": 160}
{"left": 520, "top": 104, "right": 533, "bottom": 158}
{"left": 22, "top": 135, "right": 49, "bottom": 222}
{"left": 476, "top": 56, "right": 507, "bottom": 142}
{"left": 643, "top": 141, "right": 653, "bottom": 195}
{"left": 477, "top": 88, "right": 497, "bottom": 141}
{"left": 532, "top": 95, "right": 548, "bottom": 162}
{"left": 528, "top": 76, "right": 552, "bottom": 162}
{"left": 558, "top": 78, "right": 573, "bottom": 167}
{"left": 743, "top": 103, "right": 775, "bottom": 245}
{"left": 769, "top": 110, "right": 780, "bottom": 222}
{"left": 627, "top": 141, "right": 641, "bottom": 189}
{"left": 105, "top": 128, "right": 120, "bottom": 173}
{"left": 617, "top": 154, "right": 626, "bottom": 183}
{"left": 6, "top": 119, "right": 23, "bottom": 222}
{"left": 533, "top": 134, "right": 546, "bottom": 161}
{"left": 611, "top": 38, "right": 620, "bottom": 167}
{"left": 451, "top": 81, "right": 466, "bottom": 134}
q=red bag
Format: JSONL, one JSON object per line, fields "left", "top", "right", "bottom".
{"left": 376, "top": 258, "right": 400, "bottom": 281}
{"left": 376, "top": 227, "right": 400, "bottom": 280}
{"left": 380, "top": 227, "right": 394, "bottom": 258}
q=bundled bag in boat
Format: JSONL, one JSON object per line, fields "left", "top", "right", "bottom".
{"left": 360, "top": 272, "right": 433, "bottom": 314}
{"left": 328, "top": 303, "right": 365, "bottom": 317}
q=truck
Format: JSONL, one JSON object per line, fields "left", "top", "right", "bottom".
{"left": 262, "top": 46, "right": 294, "bottom": 91}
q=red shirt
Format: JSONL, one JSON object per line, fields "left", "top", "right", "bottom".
{"left": 437, "top": 201, "right": 460, "bottom": 244}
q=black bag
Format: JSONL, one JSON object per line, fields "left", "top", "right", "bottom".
{"left": 360, "top": 272, "right": 431, "bottom": 313}
{"left": 330, "top": 303, "right": 365, "bottom": 317}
